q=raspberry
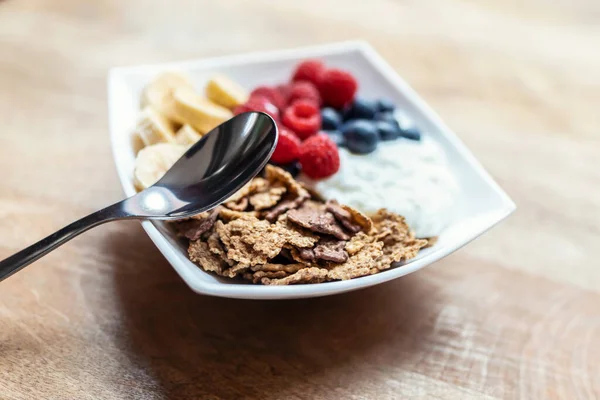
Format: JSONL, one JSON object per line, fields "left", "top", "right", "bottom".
{"left": 234, "top": 96, "right": 280, "bottom": 121}
{"left": 270, "top": 127, "right": 301, "bottom": 164}
{"left": 288, "top": 81, "right": 321, "bottom": 106}
{"left": 298, "top": 133, "right": 340, "bottom": 179}
{"left": 282, "top": 100, "right": 321, "bottom": 140}
{"left": 249, "top": 86, "right": 286, "bottom": 111}
{"left": 318, "top": 68, "right": 358, "bottom": 109}
{"left": 276, "top": 83, "right": 291, "bottom": 105}
{"left": 292, "top": 59, "right": 325, "bottom": 86}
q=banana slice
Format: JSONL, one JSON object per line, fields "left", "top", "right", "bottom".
{"left": 133, "top": 143, "right": 187, "bottom": 191}
{"left": 175, "top": 124, "right": 202, "bottom": 146}
{"left": 135, "top": 106, "right": 177, "bottom": 147}
{"left": 140, "top": 72, "right": 195, "bottom": 123}
{"left": 173, "top": 89, "right": 233, "bottom": 134}
{"left": 205, "top": 74, "right": 248, "bottom": 109}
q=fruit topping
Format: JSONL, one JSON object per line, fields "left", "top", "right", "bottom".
{"left": 341, "top": 120, "right": 379, "bottom": 154}
{"left": 134, "top": 59, "right": 427, "bottom": 192}
{"left": 376, "top": 98, "right": 395, "bottom": 113}
{"left": 291, "top": 59, "right": 326, "bottom": 85}
{"left": 135, "top": 106, "right": 177, "bottom": 147}
{"left": 250, "top": 86, "right": 286, "bottom": 112}
{"left": 270, "top": 128, "right": 301, "bottom": 164}
{"left": 345, "top": 97, "right": 377, "bottom": 120}
{"left": 298, "top": 133, "right": 340, "bottom": 179}
{"left": 374, "top": 111, "right": 400, "bottom": 126}
{"left": 140, "top": 71, "right": 195, "bottom": 123}
{"left": 174, "top": 124, "right": 203, "bottom": 145}
{"left": 234, "top": 96, "right": 280, "bottom": 121}
{"left": 374, "top": 120, "right": 401, "bottom": 141}
{"left": 173, "top": 89, "right": 233, "bottom": 134}
{"left": 394, "top": 112, "right": 422, "bottom": 141}
{"left": 282, "top": 100, "right": 321, "bottom": 140}
{"left": 205, "top": 74, "right": 249, "bottom": 109}
{"left": 399, "top": 126, "right": 422, "bottom": 141}
{"left": 133, "top": 143, "right": 187, "bottom": 190}
{"left": 317, "top": 68, "right": 358, "bottom": 109}
{"left": 320, "top": 107, "right": 342, "bottom": 130}
{"left": 288, "top": 81, "right": 321, "bottom": 106}
{"left": 276, "top": 83, "right": 292, "bottom": 104}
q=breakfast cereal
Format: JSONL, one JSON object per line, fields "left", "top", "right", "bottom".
{"left": 173, "top": 165, "right": 428, "bottom": 285}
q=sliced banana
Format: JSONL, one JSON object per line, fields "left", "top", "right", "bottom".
{"left": 135, "top": 106, "right": 177, "bottom": 147}
{"left": 133, "top": 143, "right": 187, "bottom": 191}
{"left": 175, "top": 124, "right": 202, "bottom": 146}
{"left": 173, "top": 89, "right": 233, "bottom": 134}
{"left": 140, "top": 71, "right": 195, "bottom": 123}
{"left": 205, "top": 74, "right": 248, "bottom": 109}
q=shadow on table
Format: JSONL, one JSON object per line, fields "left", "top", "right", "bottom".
{"left": 101, "top": 222, "right": 436, "bottom": 400}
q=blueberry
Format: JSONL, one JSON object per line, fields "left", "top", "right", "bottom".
{"left": 341, "top": 120, "right": 379, "bottom": 154}
{"left": 375, "top": 121, "right": 400, "bottom": 141}
{"left": 399, "top": 126, "right": 422, "bottom": 141}
{"left": 340, "top": 119, "right": 363, "bottom": 133}
{"left": 346, "top": 97, "right": 378, "bottom": 120}
{"left": 374, "top": 111, "right": 399, "bottom": 127}
{"left": 340, "top": 105, "right": 354, "bottom": 121}
{"left": 324, "top": 130, "right": 345, "bottom": 147}
{"left": 321, "top": 107, "right": 342, "bottom": 130}
{"left": 376, "top": 98, "right": 395, "bottom": 112}
{"left": 271, "top": 161, "right": 301, "bottom": 177}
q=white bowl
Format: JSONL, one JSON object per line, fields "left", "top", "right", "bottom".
{"left": 107, "top": 41, "right": 515, "bottom": 299}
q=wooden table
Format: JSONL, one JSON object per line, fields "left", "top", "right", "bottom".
{"left": 1, "top": 0, "right": 598, "bottom": 398}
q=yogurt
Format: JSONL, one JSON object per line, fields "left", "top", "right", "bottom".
{"left": 307, "top": 138, "right": 459, "bottom": 238}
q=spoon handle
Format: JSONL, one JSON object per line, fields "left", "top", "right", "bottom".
{"left": 0, "top": 203, "right": 123, "bottom": 282}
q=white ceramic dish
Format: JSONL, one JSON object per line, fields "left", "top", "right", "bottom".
{"left": 108, "top": 41, "right": 515, "bottom": 299}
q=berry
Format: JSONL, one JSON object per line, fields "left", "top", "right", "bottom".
{"left": 282, "top": 100, "right": 321, "bottom": 140}
{"left": 250, "top": 86, "right": 286, "bottom": 112}
{"left": 234, "top": 96, "right": 280, "bottom": 121}
{"left": 375, "top": 121, "right": 400, "bottom": 141}
{"left": 321, "top": 107, "right": 342, "bottom": 130}
{"left": 340, "top": 105, "right": 354, "bottom": 121}
{"left": 276, "top": 83, "right": 291, "bottom": 105}
{"left": 346, "top": 97, "right": 378, "bottom": 120}
{"left": 341, "top": 120, "right": 379, "bottom": 154}
{"left": 270, "top": 128, "right": 301, "bottom": 164}
{"left": 399, "top": 126, "right": 422, "bottom": 141}
{"left": 288, "top": 81, "right": 321, "bottom": 106}
{"left": 270, "top": 161, "right": 301, "bottom": 178}
{"left": 298, "top": 133, "right": 340, "bottom": 179}
{"left": 292, "top": 59, "right": 326, "bottom": 85}
{"left": 376, "top": 98, "right": 395, "bottom": 112}
{"left": 323, "top": 130, "right": 345, "bottom": 147}
{"left": 318, "top": 68, "right": 358, "bottom": 109}
{"left": 374, "top": 111, "right": 399, "bottom": 127}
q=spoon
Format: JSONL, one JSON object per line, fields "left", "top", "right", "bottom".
{"left": 0, "top": 111, "right": 278, "bottom": 281}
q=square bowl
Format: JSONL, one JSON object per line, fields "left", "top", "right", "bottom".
{"left": 107, "top": 41, "right": 515, "bottom": 299}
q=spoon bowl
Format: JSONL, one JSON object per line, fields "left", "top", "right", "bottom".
{"left": 0, "top": 111, "right": 278, "bottom": 281}
{"left": 129, "top": 112, "right": 277, "bottom": 219}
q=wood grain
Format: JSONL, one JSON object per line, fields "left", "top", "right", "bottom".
{"left": 1, "top": 0, "right": 599, "bottom": 398}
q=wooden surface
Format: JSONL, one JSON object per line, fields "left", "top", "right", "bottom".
{"left": 1, "top": 0, "right": 599, "bottom": 398}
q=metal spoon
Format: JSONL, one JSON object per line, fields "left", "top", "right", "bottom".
{"left": 0, "top": 111, "right": 278, "bottom": 281}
